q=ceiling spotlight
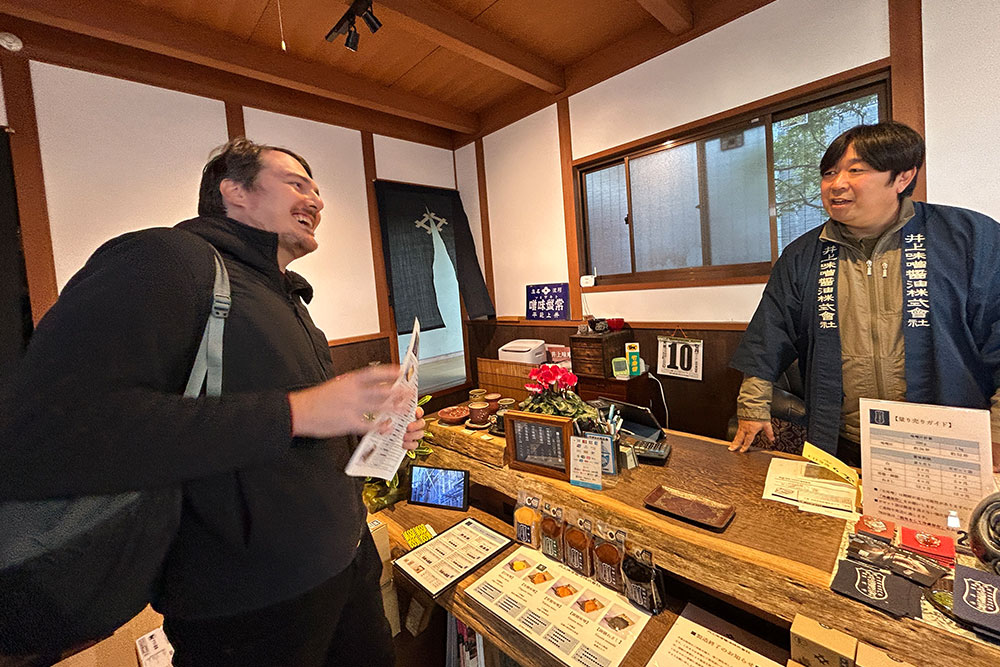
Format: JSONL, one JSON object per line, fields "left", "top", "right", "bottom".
{"left": 325, "top": 1, "right": 379, "bottom": 51}
{"left": 360, "top": 7, "right": 382, "bottom": 34}
{"left": 0, "top": 32, "right": 23, "bottom": 53}
{"left": 345, "top": 22, "right": 360, "bottom": 52}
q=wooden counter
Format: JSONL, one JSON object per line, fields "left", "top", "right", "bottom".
{"left": 421, "top": 418, "right": 1000, "bottom": 666}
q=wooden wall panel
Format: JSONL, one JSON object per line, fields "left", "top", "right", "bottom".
{"left": 328, "top": 336, "right": 393, "bottom": 372}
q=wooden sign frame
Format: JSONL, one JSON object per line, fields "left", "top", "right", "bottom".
{"left": 503, "top": 410, "right": 575, "bottom": 481}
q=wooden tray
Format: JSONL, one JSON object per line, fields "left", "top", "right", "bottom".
{"left": 643, "top": 484, "right": 735, "bottom": 531}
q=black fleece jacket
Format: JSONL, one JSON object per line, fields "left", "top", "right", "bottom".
{"left": 0, "top": 215, "right": 366, "bottom": 620}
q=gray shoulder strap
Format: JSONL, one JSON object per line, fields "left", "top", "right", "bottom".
{"left": 183, "top": 247, "right": 230, "bottom": 398}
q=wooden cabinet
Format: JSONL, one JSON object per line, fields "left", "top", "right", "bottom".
{"left": 576, "top": 374, "right": 651, "bottom": 408}
{"left": 569, "top": 330, "right": 633, "bottom": 379}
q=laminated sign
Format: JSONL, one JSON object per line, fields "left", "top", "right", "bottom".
{"left": 656, "top": 336, "right": 703, "bottom": 380}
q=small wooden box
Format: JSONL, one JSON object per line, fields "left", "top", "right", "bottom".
{"left": 569, "top": 330, "right": 634, "bottom": 379}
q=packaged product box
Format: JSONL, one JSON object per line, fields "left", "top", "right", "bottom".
{"left": 855, "top": 642, "right": 915, "bottom": 667}
{"left": 790, "top": 614, "right": 857, "bottom": 667}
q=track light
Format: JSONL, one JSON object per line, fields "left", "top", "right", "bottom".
{"left": 345, "top": 22, "right": 360, "bottom": 52}
{"left": 325, "top": 1, "right": 380, "bottom": 51}
{"left": 360, "top": 7, "right": 382, "bottom": 34}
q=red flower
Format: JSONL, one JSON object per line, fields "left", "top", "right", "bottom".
{"left": 525, "top": 382, "right": 544, "bottom": 394}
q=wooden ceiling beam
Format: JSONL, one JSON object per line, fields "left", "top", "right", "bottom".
{"left": 634, "top": 0, "right": 693, "bottom": 34}
{"left": 1, "top": 14, "right": 456, "bottom": 149}
{"left": 0, "top": 0, "right": 479, "bottom": 133}
{"left": 376, "top": 0, "right": 565, "bottom": 94}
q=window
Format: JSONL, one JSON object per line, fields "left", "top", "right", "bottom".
{"left": 578, "top": 78, "right": 887, "bottom": 286}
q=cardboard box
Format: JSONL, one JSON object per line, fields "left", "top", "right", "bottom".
{"left": 855, "top": 643, "right": 915, "bottom": 667}
{"left": 367, "top": 515, "right": 393, "bottom": 586}
{"left": 788, "top": 661, "right": 807, "bottom": 667}
{"left": 790, "top": 614, "right": 857, "bottom": 667}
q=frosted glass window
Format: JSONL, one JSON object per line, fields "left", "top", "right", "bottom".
{"left": 583, "top": 164, "right": 630, "bottom": 276}
{"left": 630, "top": 144, "right": 701, "bottom": 271}
{"left": 704, "top": 126, "right": 770, "bottom": 265}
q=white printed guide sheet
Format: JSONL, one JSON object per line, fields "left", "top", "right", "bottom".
{"left": 648, "top": 605, "right": 783, "bottom": 667}
{"left": 395, "top": 518, "right": 511, "bottom": 597}
{"left": 861, "top": 398, "right": 995, "bottom": 532}
{"left": 345, "top": 319, "right": 420, "bottom": 480}
{"left": 467, "top": 545, "right": 650, "bottom": 667}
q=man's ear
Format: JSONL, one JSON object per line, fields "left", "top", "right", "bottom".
{"left": 893, "top": 167, "right": 918, "bottom": 195}
{"left": 219, "top": 178, "right": 244, "bottom": 215}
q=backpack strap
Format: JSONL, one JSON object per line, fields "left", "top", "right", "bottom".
{"left": 183, "top": 247, "right": 230, "bottom": 399}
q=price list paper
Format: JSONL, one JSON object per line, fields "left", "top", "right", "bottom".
{"left": 467, "top": 545, "right": 650, "bottom": 667}
{"left": 394, "top": 517, "right": 511, "bottom": 598}
{"left": 861, "top": 398, "right": 995, "bottom": 532}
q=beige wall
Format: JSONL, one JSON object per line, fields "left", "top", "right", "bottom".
{"left": 922, "top": 0, "right": 1000, "bottom": 220}
{"left": 483, "top": 105, "right": 567, "bottom": 317}
{"left": 30, "top": 62, "right": 228, "bottom": 291}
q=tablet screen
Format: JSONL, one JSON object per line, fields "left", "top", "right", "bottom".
{"left": 409, "top": 465, "right": 470, "bottom": 511}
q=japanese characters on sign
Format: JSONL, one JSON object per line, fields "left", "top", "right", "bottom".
{"left": 526, "top": 283, "right": 569, "bottom": 320}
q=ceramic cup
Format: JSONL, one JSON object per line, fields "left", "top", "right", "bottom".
{"left": 469, "top": 388, "right": 487, "bottom": 402}
{"left": 468, "top": 401, "right": 490, "bottom": 425}
{"left": 498, "top": 397, "right": 516, "bottom": 410}
{"left": 484, "top": 393, "right": 502, "bottom": 414}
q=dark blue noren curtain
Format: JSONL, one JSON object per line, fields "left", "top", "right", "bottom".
{"left": 0, "top": 131, "right": 33, "bottom": 380}
{"left": 375, "top": 180, "right": 495, "bottom": 334}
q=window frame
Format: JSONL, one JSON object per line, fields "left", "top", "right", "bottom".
{"left": 575, "top": 71, "right": 890, "bottom": 290}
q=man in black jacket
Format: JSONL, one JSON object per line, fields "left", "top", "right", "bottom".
{"left": 1, "top": 138, "right": 424, "bottom": 666}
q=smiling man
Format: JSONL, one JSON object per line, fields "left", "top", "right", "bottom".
{"left": 729, "top": 122, "right": 1000, "bottom": 468}
{"left": 1, "top": 138, "right": 423, "bottom": 665}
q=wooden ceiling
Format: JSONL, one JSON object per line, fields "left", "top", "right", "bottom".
{"left": 0, "top": 0, "right": 775, "bottom": 147}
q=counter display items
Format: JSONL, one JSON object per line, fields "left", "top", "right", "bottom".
{"left": 514, "top": 490, "right": 542, "bottom": 549}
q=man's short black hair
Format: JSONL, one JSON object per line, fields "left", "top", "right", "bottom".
{"left": 819, "top": 121, "right": 925, "bottom": 199}
{"left": 198, "top": 137, "right": 313, "bottom": 218}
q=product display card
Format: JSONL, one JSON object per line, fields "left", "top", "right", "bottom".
{"left": 467, "top": 545, "right": 650, "bottom": 667}
{"left": 394, "top": 517, "right": 511, "bottom": 598}
{"left": 570, "top": 435, "right": 603, "bottom": 490}
{"left": 860, "top": 398, "right": 995, "bottom": 533}
{"left": 647, "top": 604, "right": 784, "bottom": 667}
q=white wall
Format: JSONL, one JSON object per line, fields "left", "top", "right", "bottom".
{"left": 483, "top": 105, "right": 567, "bottom": 317}
{"left": 30, "top": 62, "right": 228, "bottom": 290}
{"left": 922, "top": 0, "right": 1000, "bottom": 220}
{"left": 374, "top": 135, "right": 464, "bottom": 360}
{"left": 570, "top": 0, "right": 889, "bottom": 160}
{"left": 454, "top": 142, "right": 485, "bottom": 273}
{"left": 244, "top": 108, "right": 379, "bottom": 340}
{"left": 373, "top": 135, "right": 455, "bottom": 189}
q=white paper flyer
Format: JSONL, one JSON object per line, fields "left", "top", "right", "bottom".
{"left": 467, "top": 545, "right": 650, "bottom": 667}
{"left": 345, "top": 318, "right": 420, "bottom": 480}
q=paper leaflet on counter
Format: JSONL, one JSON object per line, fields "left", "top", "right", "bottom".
{"left": 762, "top": 457, "right": 858, "bottom": 521}
{"left": 345, "top": 318, "right": 420, "bottom": 480}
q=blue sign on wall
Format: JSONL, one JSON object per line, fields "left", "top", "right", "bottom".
{"left": 526, "top": 283, "right": 569, "bottom": 320}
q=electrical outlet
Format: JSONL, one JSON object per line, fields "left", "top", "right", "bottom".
{"left": 580, "top": 275, "right": 595, "bottom": 287}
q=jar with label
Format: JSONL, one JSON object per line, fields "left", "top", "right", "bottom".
{"left": 540, "top": 503, "right": 565, "bottom": 562}
{"left": 513, "top": 490, "right": 541, "bottom": 548}
{"left": 563, "top": 510, "right": 594, "bottom": 577}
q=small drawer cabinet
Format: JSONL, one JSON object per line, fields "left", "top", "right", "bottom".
{"left": 569, "top": 330, "right": 633, "bottom": 379}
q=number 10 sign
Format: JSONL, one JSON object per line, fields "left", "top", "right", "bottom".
{"left": 656, "top": 336, "right": 703, "bottom": 380}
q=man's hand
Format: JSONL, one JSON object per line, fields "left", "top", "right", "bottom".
{"left": 729, "top": 418, "right": 774, "bottom": 453}
{"left": 288, "top": 365, "right": 407, "bottom": 438}
{"left": 402, "top": 407, "right": 425, "bottom": 451}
